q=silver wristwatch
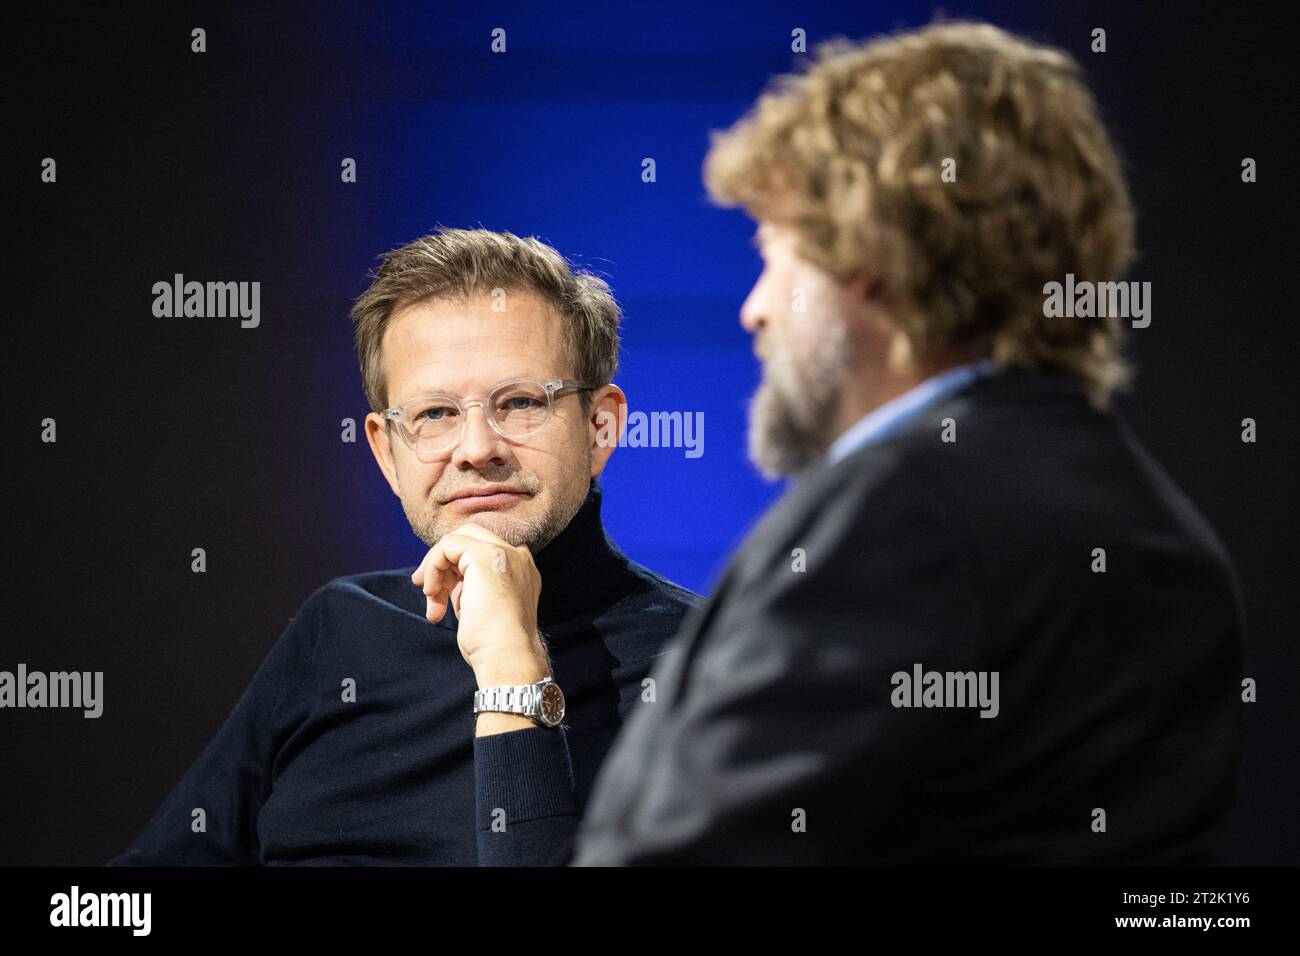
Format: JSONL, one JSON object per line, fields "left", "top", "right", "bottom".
{"left": 473, "top": 676, "right": 566, "bottom": 728}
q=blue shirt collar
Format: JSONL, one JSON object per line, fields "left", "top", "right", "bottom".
{"left": 826, "top": 359, "right": 999, "bottom": 464}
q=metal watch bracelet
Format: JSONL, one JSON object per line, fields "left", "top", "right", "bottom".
{"left": 473, "top": 676, "right": 566, "bottom": 728}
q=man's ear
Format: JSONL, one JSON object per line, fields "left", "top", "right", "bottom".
{"left": 843, "top": 270, "right": 886, "bottom": 316}
{"left": 587, "top": 383, "right": 628, "bottom": 477}
{"left": 364, "top": 412, "right": 404, "bottom": 496}
{"left": 841, "top": 270, "right": 899, "bottom": 344}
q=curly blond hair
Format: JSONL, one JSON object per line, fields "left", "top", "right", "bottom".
{"left": 704, "top": 21, "right": 1137, "bottom": 407}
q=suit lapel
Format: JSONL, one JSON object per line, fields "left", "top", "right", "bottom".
{"left": 656, "top": 460, "right": 839, "bottom": 705}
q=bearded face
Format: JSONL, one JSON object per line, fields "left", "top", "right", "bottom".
{"left": 742, "top": 223, "right": 857, "bottom": 477}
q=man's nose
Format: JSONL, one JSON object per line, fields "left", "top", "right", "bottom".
{"left": 739, "top": 286, "right": 766, "bottom": 336}
{"left": 449, "top": 403, "right": 511, "bottom": 468}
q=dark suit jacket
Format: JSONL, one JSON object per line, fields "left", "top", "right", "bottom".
{"left": 571, "top": 367, "right": 1246, "bottom": 864}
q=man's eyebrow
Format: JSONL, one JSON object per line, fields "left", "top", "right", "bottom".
{"left": 403, "top": 375, "right": 535, "bottom": 399}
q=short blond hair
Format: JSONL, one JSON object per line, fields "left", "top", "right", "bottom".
{"left": 349, "top": 227, "right": 621, "bottom": 412}
{"left": 704, "top": 20, "right": 1137, "bottom": 407}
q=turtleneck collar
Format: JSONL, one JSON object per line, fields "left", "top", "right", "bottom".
{"left": 429, "top": 476, "right": 634, "bottom": 631}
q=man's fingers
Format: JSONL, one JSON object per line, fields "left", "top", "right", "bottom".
{"left": 414, "top": 525, "right": 520, "bottom": 624}
{"left": 429, "top": 533, "right": 503, "bottom": 579}
{"left": 411, "top": 543, "right": 442, "bottom": 588}
{"left": 413, "top": 542, "right": 453, "bottom": 622}
{"left": 446, "top": 522, "right": 509, "bottom": 546}
{"left": 420, "top": 535, "right": 473, "bottom": 597}
{"left": 413, "top": 523, "right": 510, "bottom": 589}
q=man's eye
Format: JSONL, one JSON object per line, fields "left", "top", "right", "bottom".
{"left": 418, "top": 405, "right": 456, "bottom": 421}
{"left": 499, "top": 395, "right": 543, "bottom": 412}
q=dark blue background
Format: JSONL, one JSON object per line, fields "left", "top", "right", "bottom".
{"left": 280, "top": 1, "right": 1165, "bottom": 593}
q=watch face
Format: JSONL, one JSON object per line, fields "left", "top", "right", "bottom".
{"left": 539, "top": 682, "right": 566, "bottom": 726}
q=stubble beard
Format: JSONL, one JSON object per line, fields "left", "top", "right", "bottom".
{"left": 401, "top": 450, "right": 592, "bottom": 555}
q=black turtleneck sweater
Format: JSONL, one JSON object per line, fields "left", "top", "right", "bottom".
{"left": 107, "top": 479, "right": 700, "bottom": 865}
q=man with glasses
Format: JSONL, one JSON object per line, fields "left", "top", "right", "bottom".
{"left": 108, "top": 227, "right": 699, "bottom": 865}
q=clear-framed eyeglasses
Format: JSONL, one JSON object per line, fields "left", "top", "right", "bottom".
{"left": 382, "top": 377, "right": 593, "bottom": 462}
